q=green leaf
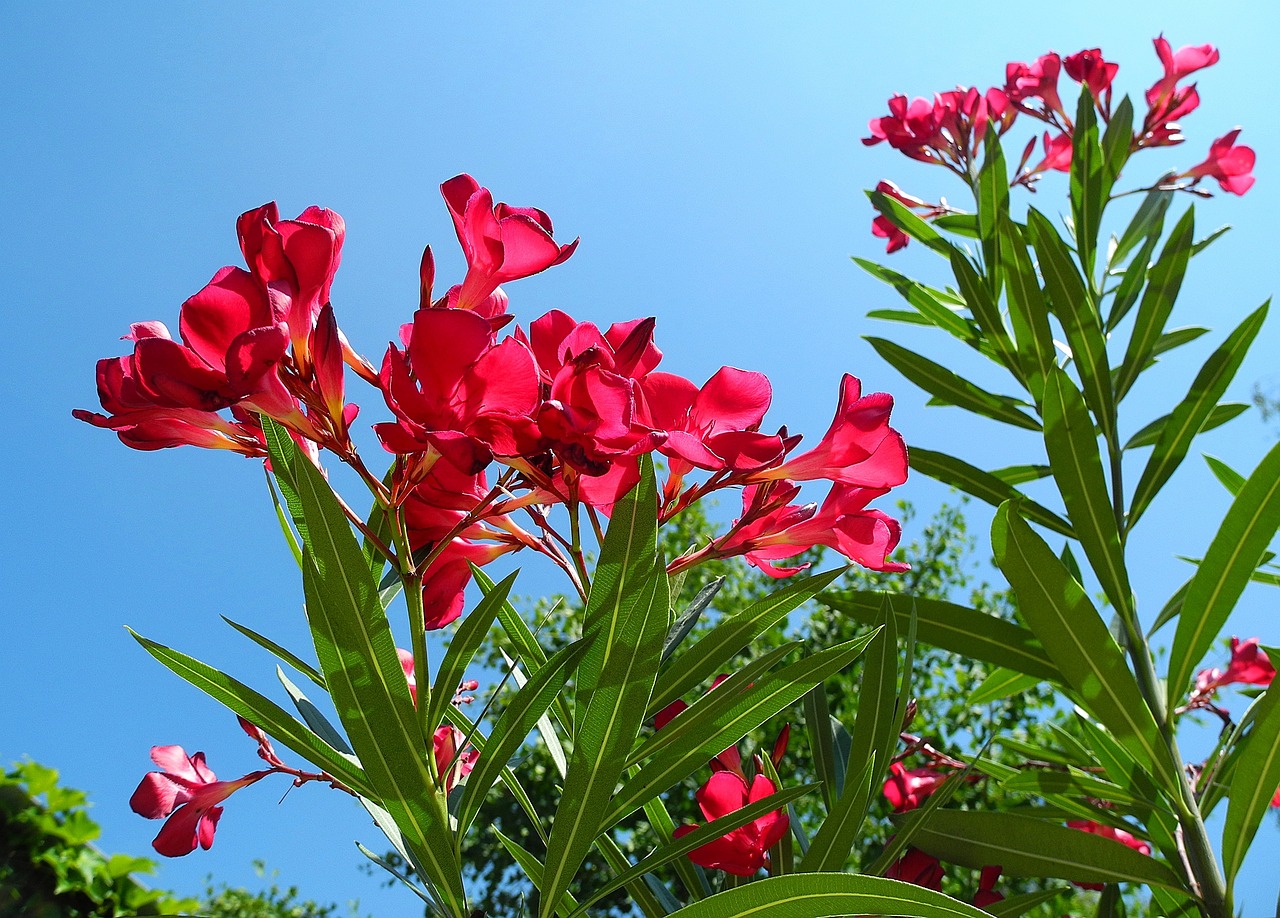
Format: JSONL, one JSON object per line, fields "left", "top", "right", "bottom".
{"left": 473, "top": 566, "right": 573, "bottom": 735}
{"left": 127, "top": 629, "right": 370, "bottom": 796}
{"left": 804, "top": 602, "right": 899, "bottom": 871}
{"left": 662, "top": 577, "right": 723, "bottom": 663}
{"left": 1148, "top": 577, "right": 1191, "bottom": 636}
{"left": 989, "top": 463, "right": 1053, "bottom": 486}
{"left": 865, "top": 337, "right": 1041, "bottom": 430}
{"left": 854, "top": 258, "right": 977, "bottom": 345}
{"left": 1111, "top": 188, "right": 1172, "bottom": 267}
{"left": 909, "top": 446, "right": 1072, "bottom": 537}
{"left": 865, "top": 764, "right": 971, "bottom": 877}
{"left": 1220, "top": 683, "right": 1280, "bottom": 895}
{"left": 991, "top": 505, "right": 1177, "bottom": 789}
{"left": 1192, "top": 225, "right": 1230, "bottom": 256}
{"left": 1123, "top": 402, "right": 1248, "bottom": 451}
{"left": 222, "top": 615, "right": 325, "bottom": 690}
{"left": 1026, "top": 208, "right": 1115, "bottom": 447}
{"left": 1167, "top": 438, "right": 1280, "bottom": 707}
{"left": 606, "top": 635, "right": 876, "bottom": 827}
{"left": 1000, "top": 768, "right": 1158, "bottom": 810}
{"left": 277, "top": 666, "right": 353, "bottom": 755}
{"left": 425, "top": 570, "right": 515, "bottom": 736}
{"left": 493, "top": 828, "right": 580, "bottom": 918}
{"left": 866, "top": 308, "right": 932, "bottom": 327}
{"left": 802, "top": 686, "right": 837, "bottom": 811}
{"left": 628, "top": 642, "right": 799, "bottom": 768}
{"left": 998, "top": 217, "right": 1055, "bottom": 398}
{"left": 1129, "top": 301, "right": 1269, "bottom": 527}
{"left": 1114, "top": 208, "right": 1195, "bottom": 401}
{"left": 1106, "top": 232, "right": 1161, "bottom": 332}
{"left": 668, "top": 873, "right": 998, "bottom": 918}
{"left": 968, "top": 668, "right": 1041, "bottom": 705}
{"left": 1040, "top": 366, "right": 1132, "bottom": 617}
{"left": 822, "top": 591, "right": 1060, "bottom": 682}
{"left": 933, "top": 212, "right": 980, "bottom": 237}
{"left": 977, "top": 132, "right": 1008, "bottom": 293}
{"left": 949, "top": 249, "right": 1019, "bottom": 377}
{"left": 1070, "top": 86, "right": 1106, "bottom": 275}
{"left": 263, "top": 469, "right": 303, "bottom": 568}
{"left": 1101, "top": 96, "right": 1134, "bottom": 187}
{"left": 539, "top": 457, "right": 669, "bottom": 918}
{"left": 868, "top": 189, "right": 958, "bottom": 258}
{"left": 567, "top": 784, "right": 818, "bottom": 918}
{"left": 1204, "top": 454, "right": 1247, "bottom": 496}
{"left": 262, "top": 418, "right": 464, "bottom": 914}
{"left": 986, "top": 888, "right": 1074, "bottom": 918}
{"left": 454, "top": 637, "right": 588, "bottom": 842}
{"left": 650, "top": 566, "right": 845, "bottom": 714}
{"left": 900, "top": 809, "right": 1183, "bottom": 889}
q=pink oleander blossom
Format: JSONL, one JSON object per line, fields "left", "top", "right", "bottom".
{"left": 1067, "top": 820, "right": 1150, "bottom": 889}
{"left": 885, "top": 848, "right": 944, "bottom": 890}
{"left": 883, "top": 762, "right": 951, "bottom": 812}
{"left": 672, "top": 772, "right": 789, "bottom": 876}
{"left": 1147, "top": 36, "right": 1218, "bottom": 110}
{"left": 236, "top": 202, "right": 345, "bottom": 368}
{"left": 755, "top": 374, "right": 908, "bottom": 488}
{"left": 1063, "top": 48, "right": 1119, "bottom": 103}
{"left": 1194, "top": 636, "right": 1275, "bottom": 696}
{"left": 726, "top": 480, "right": 907, "bottom": 576}
{"left": 1005, "top": 53, "right": 1066, "bottom": 123}
{"left": 376, "top": 307, "right": 541, "bottom": 474}
{"left": 639, "top": 367, "right": 782, "bottom": 473}
{"left": 130, "top": 746, "right": 268, "bottom": 857}
{"left": 1180, "top": 129, "right": 1256, "bottom": 195}
{"left": 441, "top": 174, "right": 578, "bottom": 312}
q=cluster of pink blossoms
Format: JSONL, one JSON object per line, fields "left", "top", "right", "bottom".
{"left": 81, "top": 176, "right": 911, "bottom": 856}
{"left": 77, "top": 175, "right": 909, "bottom": 629}
{"left": 864, "top": 36, "right": 1255, "bottom": 253}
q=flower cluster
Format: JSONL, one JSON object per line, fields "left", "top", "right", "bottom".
{"left": 863, "top": 36, "right": 1255, "bottom": 252}
{"left": 78, "top": 176, "right": 909, "bottom": 631}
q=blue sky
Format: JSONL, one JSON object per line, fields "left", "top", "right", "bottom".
{"left": 3, "top": 2, "right": 1278, "bottom": 913}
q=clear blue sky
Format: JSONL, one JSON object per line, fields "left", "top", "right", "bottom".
{"left": 3, "top": 2, "right": 1277, "bottom": 913}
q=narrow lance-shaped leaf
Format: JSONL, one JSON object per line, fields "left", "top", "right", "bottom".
{"left": 909, "top": 446, "right": 1073, "bottom": 537}
{"left": 261, "top": 418, "right": 465, "bottom": 914}
{"left": 977, "top": 131, "right": 1008, "bottom": 295}
{"left": 991, "top": 504, "right": 1178, "bottom": 789}
{"left": 1114, "top": 208, "right": 1195, "bottom": 401}
{"left": 949, "top": 248, "right": 1020, "bottom": 379}
{"left": 899, "top": 809, "right": 1184, "bottom": 890}
{"left": 453, "top": 638, "right": 590, "bottom": 843}
{"left": 1026, "top": 208, "right": 1115, "bottom": 450}
{"left": 854, "top": 258, "right": 977, "bottom": 345}
{"left": 1111, "top": 187, "right": 1172, "bottom": 268}
{"left": 650, "top": 566, "right": 845, "bottom": 715}
{"left": 1129, "top": 301, "right": 1269, "bottom": 528}
{"left": 1101, "top": 96, "right": 1134, "bottom": 188}
{"left": 1040, "top": 367, "right": 1132, "bottom": 618}
{"left": 127, "top": 629, "right": 371, "bottom": 796}
{"left": 666, "top": 873, "right": 998, "bottom": 918}
{"left": 998, "top": 217, "right": 1055, "bottom": 401}
{"left": 1070, "top": 86, "right": 1106, "bottom": 276}
{"left": 1123, "top": 402, "right": 1247, "bottom": 451}
{"left": 821, "top": 591, "right": 1061, "bottom": 682}
{"left": 424, "top": 570, "right": 515, "bottom": 736}
{"left": 1106, "top": 231, "right": 1162, "bottom": 333}
{"left": 222, "top": 615, "right": 325, "bottom": 690}
{"left": 539, "top": 457, "right": 669, "bottom": 918}
{"left": 1166, "top": 438, "right": 1280, "bottom": 708}
{"left": 803, "top": 601, "right": 899, "bottom": 871}
{"left": 605, "top": 635, "right": 876, "bottom": 827}
{"left": 566, "top": 784, "right": 820, "bottom": 918}
{"left": 868, "top": 189, "right": 958, "bottom": 257}
{"left": 865, "top": 337, "right": 1041, "bottom": 430}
